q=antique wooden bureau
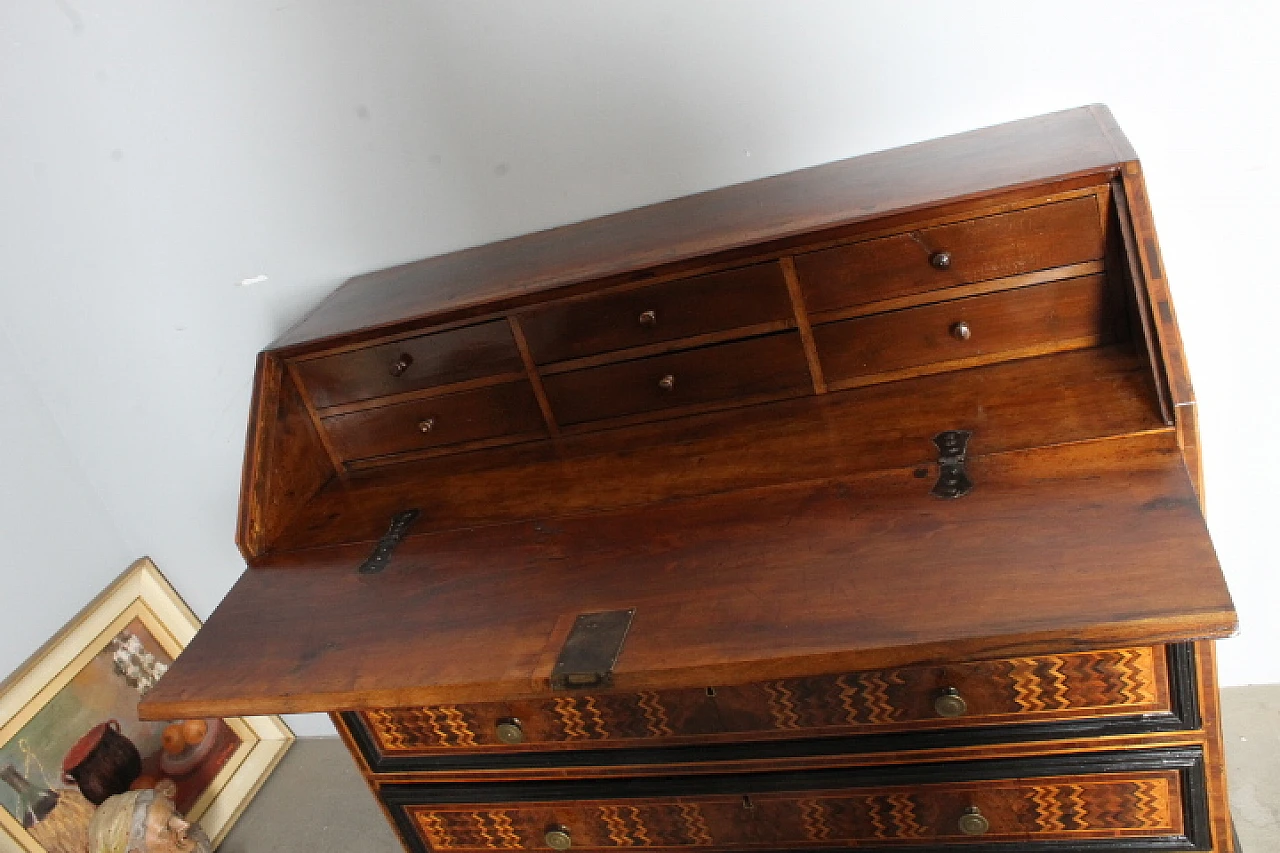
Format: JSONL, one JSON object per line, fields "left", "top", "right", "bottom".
{"left": 141, "top": 106, "right": 1239, "bottom": 851}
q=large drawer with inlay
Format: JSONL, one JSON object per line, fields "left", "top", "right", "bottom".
{"left": 381, "top": 747, "right": 1208, "bottom": 852}
{"left": 341, "top": 645, "right": 1192, "bottom": 773}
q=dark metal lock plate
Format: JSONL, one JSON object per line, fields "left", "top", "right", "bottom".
{"left": 931, "top": 430, "right": 973, "bottom": 499}
{"left": 551, "top": 609, "right": 635, "bottom": 690}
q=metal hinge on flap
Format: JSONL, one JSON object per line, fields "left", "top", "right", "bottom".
{"left": 551, "top": 609, "right": 635, "bottom": 690}
{"left": 931, "top": 430, "right": 973, "bottom": 499}
{"left": 357, "top": 509, "right": 420, "bottom": 574}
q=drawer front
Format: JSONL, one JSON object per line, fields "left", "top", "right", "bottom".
{"left": 519, "top": 263, "right": 794, "bottom": 366}
{"left": 814, "top": 274, "right": 1112, "bottom": 387}
{"left": 795, "top": 195, "right": 1105, "bottom": 315}
{"left": 385, "top": 749, "right": 1203, "bottom": 851}
{"left": 322, "top": 381, "right": 546, "bottom": 462}
{"left": 294, "top": 320, "right": 525, "bottom": 409}
{"left": 541, "top": 333, "right": 811, "bottom": 427}
{"left": 355, "top": 647, "right": 1170, "bottom": 758}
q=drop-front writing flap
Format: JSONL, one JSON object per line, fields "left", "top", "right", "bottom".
{"left": 140, "top": 431, "right": 1234, "bottom": 721}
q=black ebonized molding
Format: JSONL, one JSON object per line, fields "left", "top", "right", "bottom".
{"left": 344, "top": 643, "right": 1201, "bottom": 775}
{"left": 382, "top": 747, "right": 1211, "bottom": 853}
{"left": 1166, "top": 643, "right": 1201, "bottom": 731}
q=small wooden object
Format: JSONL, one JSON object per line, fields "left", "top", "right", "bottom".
{"left": 141, "top": 106, "right": 1240, "bottom": 851}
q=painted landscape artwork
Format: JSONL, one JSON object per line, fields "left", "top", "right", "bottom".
{"left": 0, "top": 618, "right": 239, "bottom": 853}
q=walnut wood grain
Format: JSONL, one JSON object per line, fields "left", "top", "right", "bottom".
{"left": 270, "top": 346, "right": 1163, "bottom": 552}
{"left": 271, "top": 107, "right": 1129, "bottom": 349}
{"left": 814, "top": 274, "right": 1113, "bottom": 388}
{"left": 235, "top": 356, "right": 335, "bottom": 558}
{"left": 794, "top": 195, "right": 1105, "bottom": 315}
{"left": 541, "top": 332, "right": 811, "bottom": 427}
{"left": 140, "top": 432, "right": 1233, "bottom": 719}
{"left": 293, "top": 319, "right": 524, "bottom": 410}
{"left": 321, "top": 381, "right": 547, "bottom": 464}
{"left": 163, "top": 107, "right": 1239, "bottom": 851}
{"left": 518, "top": 262, "right": 793, "bottom": 365}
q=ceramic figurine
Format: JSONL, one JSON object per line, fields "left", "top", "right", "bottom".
{"left": 87, "top": 780, "right": 209, "bottom": 853}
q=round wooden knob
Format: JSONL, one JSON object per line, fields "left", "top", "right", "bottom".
{"left": 929, "top": 250, "right": 952, "bottom": 270}
{"left": 418, "top": 418, "right": 436, "bottom": 433}
{"left": 951, "top": 321, "right": 971, "bottom": 341}
{"left": 390, "top": 353, "right": 414, "bottom": 377}
{"left": 657, "top": 374, "right": 676, "bottom": 391}
{"left": 958, "top": 806, "right": 989, "bottom": 836}
{"left": 495, "top": 718, "right": 524, "bottom": 745}
{"left": 934, "top": 688, "right": 967, "bottom": 718}
{"left": 545, "top": 826, "right": 572, "bottom": 850}
{"left": 638, "top": 309, "right": 658, "bottom": 328}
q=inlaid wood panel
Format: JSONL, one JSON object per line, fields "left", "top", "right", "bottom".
{"left": 399, "top": 771, "right": 1184, "bottom": 851}
{"left": 356, "top": 647, "right": 1169, "bottom": 758}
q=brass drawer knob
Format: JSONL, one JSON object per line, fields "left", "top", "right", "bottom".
{"left": 545, "top": 826, "right": 572, "bottom": 850}
{"left": 418, "top": 418, "right": 436, "bottom": 434}
{"left": 958, "top": 806, "right": 989, "bottom": 836}
{"left": 934, "top": 687, "right": 967, "bottom": 717}
{"left": 495, "top": 718, "right": 524, "bottom": 745}
{"left": 950, "top": 321, "right": 971, "bottom": 341}
{"left": 929, "top": 250, "right": 952, "bottom": 270}
{"left": 657, "top": 374, "right": 676, "bottom": 391}
{"left": 390, "top": 353, "right": 414, "bottom": 377}
{"left": 638, "top": 309, "right": 658, "bottom": 328}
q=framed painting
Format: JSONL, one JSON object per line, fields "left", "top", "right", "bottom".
{"left": 0, "top": 558, "right": 292, "bottom": 853}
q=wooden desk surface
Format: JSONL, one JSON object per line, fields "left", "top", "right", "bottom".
{"left": 142, "top": 430, "right": 1233, "bottom": 720}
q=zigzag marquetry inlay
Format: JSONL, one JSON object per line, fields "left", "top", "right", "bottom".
{"left": 406, "top": 773, "right": 1179, "bottom": 850}
{"left": 364, "top": 648, "right": 1163, "bottom": 752}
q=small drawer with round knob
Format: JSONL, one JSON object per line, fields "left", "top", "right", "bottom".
{"left": 793, "top": 194, "right": 1105, "bottom": 316}
{"left": 517, "top": 261, "right": 793, "bottom": 365}
{"left": 291, "top": 319, "right": 525, "bottom": 410}
{"left": 813, "top": 275, "right": 1113, "bottom": 391}
{"left": 320, "top": 380, "right": 547, "bottom": 464}
{"left": 541, "top": 333, "right": 811, "bottom": 428}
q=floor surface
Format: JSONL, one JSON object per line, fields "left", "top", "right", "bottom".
{"left": 219, "top": 684, "right": 1280, "bottom": 852}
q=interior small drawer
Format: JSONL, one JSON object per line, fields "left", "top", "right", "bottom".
{"left": 382, "top": 748, "right": 1206, "bottom": 852}
{"left": 321, "top": 380, "right": 546, "bottom": 463}
{"left": 794, "top": 194, "right": 1105, "bottom": 316}
{"left": 813, "top": 274, "right": 1113, "bottom": 389}
{"left": 346, "top": 646, "right": 1178, "bottom": 768}
{"left": 541, "top": 333, "right": 811, "bottom": 428}
{"left": 518, "top": 262, "right": 794, "bottom": 366}
{"left": 293, "top": 320, "right": 525, "bottom": 410}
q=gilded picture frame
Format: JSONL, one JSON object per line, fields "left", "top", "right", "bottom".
{"left": 0, "top": 558, "right": 292, "bottom": 852}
